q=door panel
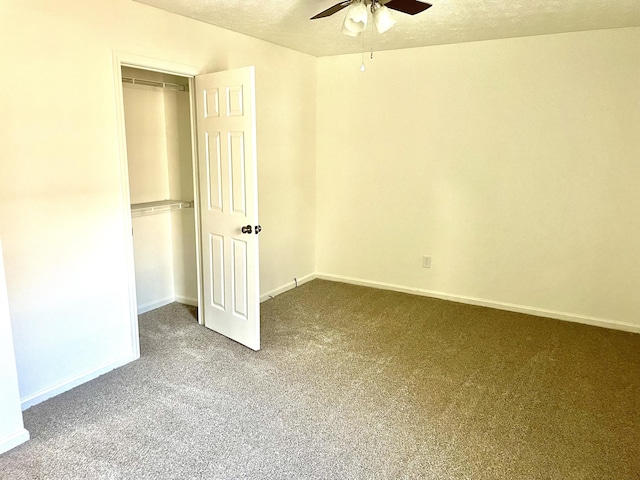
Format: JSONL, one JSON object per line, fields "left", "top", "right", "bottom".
{"left": 205, "top": 132, "right": 223, "bottom": 212}
{"left": 196, "top": 67, "right": 259, "bottom": 351}
{"left": 230, "top": 132, "right": 247, "bottom": 215}
{"left": 209, "top": 233, "right": 225, "bottom": 310}
{"left": 204, "top": 88, "right": 220, "bottom": 118}
{"left": 232, "top": 239, "right": 248, "bottom": 318}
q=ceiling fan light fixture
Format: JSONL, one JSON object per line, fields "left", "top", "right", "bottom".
{"left": 342, "top": 1, "right": 368, "bottom": 36}
{"left": 372, "top": 5, "right": 396, "bottom": 34}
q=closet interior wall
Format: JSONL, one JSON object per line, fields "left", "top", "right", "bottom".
{"left": 122, "top": 67, "right": 198, "bottom": 313}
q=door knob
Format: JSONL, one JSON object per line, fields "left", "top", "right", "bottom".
{"left": 241, "top": 225, "right": 253, "bottom": 234}
{"left": 254, "top": 225, "right": 262, "bottom": 234}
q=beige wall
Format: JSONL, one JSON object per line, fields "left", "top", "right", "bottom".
{"left": 123, "top": 83, "right": 172, "bottom": 203}
{"left": 0, "top": 0, "right": 317, "bottom": 405}
{"left": 317, "top": 27, "right": 640, "bottom": 329}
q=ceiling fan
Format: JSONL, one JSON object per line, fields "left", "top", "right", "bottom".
{"left": 311, "top": 0, "right": 433, "bottom": 21}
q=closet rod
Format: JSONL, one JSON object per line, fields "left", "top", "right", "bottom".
{"left": 122, "top": 76, "right": 188, "bottom": 92}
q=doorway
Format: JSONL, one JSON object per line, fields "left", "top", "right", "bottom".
{"left": 121, "top": 66, "right": 198, "bottom": 316}
{"left": 113, "top": 54, "right": 201, "bottom": 359}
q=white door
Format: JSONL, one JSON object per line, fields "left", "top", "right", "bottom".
{"left": 195, "top": 66, "right": 260, "bottom": 351}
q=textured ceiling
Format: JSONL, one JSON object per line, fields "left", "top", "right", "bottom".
{"left": 133, "top": 0, "right": 640, "bottom": 57}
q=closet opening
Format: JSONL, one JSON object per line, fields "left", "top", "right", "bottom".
{"left": 115, "top": 54, "right": 260, "bottom": 353}
{"left": 121, "top": 66, "right": 200, "bottom": 322}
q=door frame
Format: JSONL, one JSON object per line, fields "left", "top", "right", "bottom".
{"left": 112, "top": 51, "right": 205, "bottom": 359}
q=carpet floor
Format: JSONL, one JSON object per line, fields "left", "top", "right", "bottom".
{"left": 1, "top": 279, "right": 639, "bottom": 479}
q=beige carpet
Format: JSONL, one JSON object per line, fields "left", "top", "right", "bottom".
{"left": 1, "top": 279, "right": 639, "bottom": 479}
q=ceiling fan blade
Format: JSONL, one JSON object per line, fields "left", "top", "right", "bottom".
{"left": 310, "top": 1, "right": 351, "bottom": 20}
{"left": 384, "top": 0, "right": 432, "bottom": 15}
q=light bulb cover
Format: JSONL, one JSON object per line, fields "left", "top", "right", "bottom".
{"left": 373, "top": 5, "right": 396, "bottom": 34}
{"left": 341, "top": 23, "right": 362, "bottom": 37}
{"left": 342, "top": 1, "right": 368, "bottom": 36}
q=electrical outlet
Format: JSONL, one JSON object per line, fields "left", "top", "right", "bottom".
{"left": 422, "top": 256, "right": 432, "bottom": 268}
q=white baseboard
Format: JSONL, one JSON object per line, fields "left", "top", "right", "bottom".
{"left": 260, "top": 273, "right": 317, "bottom": 302}
{"left": 175, "top": 295, "right": 198, "bottom": 307}
{"left": 0, "top": 428, "right": 30, "bottom": 455}
{"left": 316, "top": 273, "right": 640, "bottom": 334}
{"left": 20, "top": 353, "right": 136, "bottom": 410}
{"left": 137, "top": 296, "right": 175, "bottom": 315}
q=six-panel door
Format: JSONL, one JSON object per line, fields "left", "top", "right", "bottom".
{"left": 195, "top": 67, "right": 260, "bottom": 351}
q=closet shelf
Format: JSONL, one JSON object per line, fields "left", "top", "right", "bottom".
{"left": 131, "top": 199, "right": 193, "bottom": 217}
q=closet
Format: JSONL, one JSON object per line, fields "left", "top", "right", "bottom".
{"left": 121, "top": 67, "right": 198, "bottom": 314}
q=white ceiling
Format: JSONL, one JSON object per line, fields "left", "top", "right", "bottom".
{"left": 133, "top": 0, "right": 640, "bottom": 57}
